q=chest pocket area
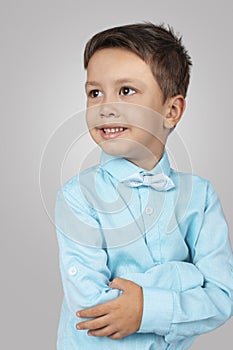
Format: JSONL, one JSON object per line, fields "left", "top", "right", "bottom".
{"left": 159, "top": 221, "right": 190, "bottom": 263}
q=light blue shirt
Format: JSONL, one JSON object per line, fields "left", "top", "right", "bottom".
{"left": 55, "top": 150, "right": 233, "bottom": 350}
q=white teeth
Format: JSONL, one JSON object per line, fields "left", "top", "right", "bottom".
{"left": 103, "top": 127, "right": 125, "bottom": 134}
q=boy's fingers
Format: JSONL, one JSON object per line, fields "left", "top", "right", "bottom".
{"left": 76, "top": 314, "right": 109, "bottom": 330}
{"left": 77, "top": 278, "right": 138, "bottom": 318}
{"left": 88, "top": 325, "right": 115, "bottom": 337}
{"left": 109, "top": 277, "right": 135, "bottom": 291}
{"left": 77, "top": 300, "right": 115, "bottom": 318}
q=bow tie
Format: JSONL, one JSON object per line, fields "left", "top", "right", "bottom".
{"left": 121, "top": 172, "right": 175, "bottom": 191}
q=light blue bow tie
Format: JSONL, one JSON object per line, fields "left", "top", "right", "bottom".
{"left": 121, "top": 172, "right": 175, "bottom": 191}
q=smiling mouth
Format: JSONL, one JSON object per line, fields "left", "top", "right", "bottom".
{"left": 98, "top": 126, "right": 128, "bottom": 139}
{"left": 102, "top": 127, "right": 126, "bottom": 134}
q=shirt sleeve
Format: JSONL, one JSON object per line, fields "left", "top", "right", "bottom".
{"left": 121, "top": 261, "right": 205, "bottom": 335}
{"left": 138, "top": 182, "right": 233, "bottom": 341}
{"left": 55, "top": 184, "right": 121, "bottom": 317}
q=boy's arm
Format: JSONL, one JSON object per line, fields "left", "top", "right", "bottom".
{"left": 55, "top": 186, "right": 121, "bottom": 317}
{"left": 77, "top": 262, "right": 205, "bottom": 339}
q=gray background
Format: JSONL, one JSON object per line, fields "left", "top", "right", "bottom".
{"left": 1, "top": 0, "right": 233, "bottom": 348}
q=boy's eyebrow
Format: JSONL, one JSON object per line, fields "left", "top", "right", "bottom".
{"left": 85, "top": 81, "right": 101, "bottom": 88}
{"left": 85, "top": 78, "right": 145, "bottom": 88}
{"left": 114, "top": 78, "right": 146, "bottom": 87}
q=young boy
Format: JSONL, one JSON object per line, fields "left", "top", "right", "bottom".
{"left": 55, "top": 23, "right": 233, "bottom": 349}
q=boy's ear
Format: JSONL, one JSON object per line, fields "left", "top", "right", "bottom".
{"left": 164, "top": 95, "right": 186, "bottom": 129}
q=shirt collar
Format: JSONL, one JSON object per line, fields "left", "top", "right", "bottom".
{"left": 100, "top": 149, "right": 172, "bottom": 182}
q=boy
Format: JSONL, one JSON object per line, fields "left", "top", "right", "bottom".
{"left": 55, "top": 23, "right": 233, "bottom": 349}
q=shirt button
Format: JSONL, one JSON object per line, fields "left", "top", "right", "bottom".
{"left": 145, "top": 207, "right": 153, "bottom": 215}
{"left": 68, "top": 266, "right": 77, "bottom": 276}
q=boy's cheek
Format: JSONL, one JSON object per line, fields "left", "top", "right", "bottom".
{"left": 126, "top": 107, "right": 165, "bottom": 138}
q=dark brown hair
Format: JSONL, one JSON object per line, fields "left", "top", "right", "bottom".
{"left": 84, "top": 22, "right": 192, "bottom": 102}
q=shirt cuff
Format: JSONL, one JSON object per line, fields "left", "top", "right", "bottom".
{"left": 138, "top": 288, "right": 174, "bottom": 335}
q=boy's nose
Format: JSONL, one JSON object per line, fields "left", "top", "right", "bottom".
{"left": 99, "top": 103, "right": 120, "bottom": 118}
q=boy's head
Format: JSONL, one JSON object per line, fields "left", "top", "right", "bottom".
{"left": 84, "top": 23, "right": 192, "bottom": 169}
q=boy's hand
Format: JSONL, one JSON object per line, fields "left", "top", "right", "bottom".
{"left": 76, "top": 277, "right": 143, "bottom": 340}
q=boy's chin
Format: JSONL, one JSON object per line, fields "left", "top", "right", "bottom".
{"left": 100, "top": 145, "right": 128, "bottom": 158}
{"left": 99, "top": 139, "right": 156, "bottom": 160}
{"left": 99, "top": 139, "right": 135, "bottom": 158}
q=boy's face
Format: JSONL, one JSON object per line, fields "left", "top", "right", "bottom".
{"left": 85, "top": 48, "right": 174, "bottom": 169}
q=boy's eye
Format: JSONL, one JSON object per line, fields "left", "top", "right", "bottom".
{"left": 120, "top": 87, "right": 136, "bottom": 96}
{"left": 89, "top": 90, "right": 103, "bottom": 98}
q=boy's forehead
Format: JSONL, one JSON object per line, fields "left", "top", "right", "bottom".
{"left": 86, "top": 48, "right": 154, "bottom": 84}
